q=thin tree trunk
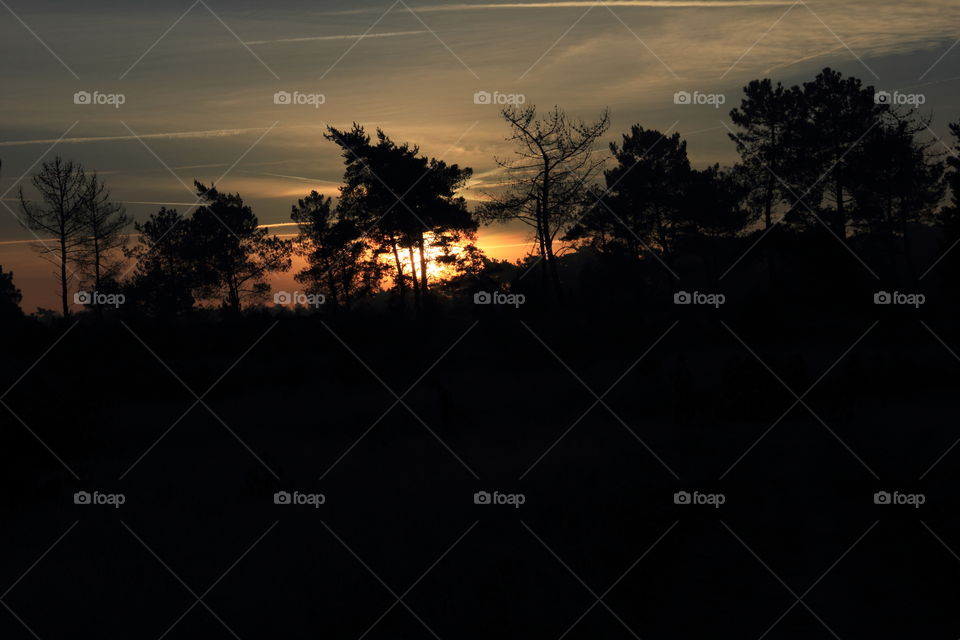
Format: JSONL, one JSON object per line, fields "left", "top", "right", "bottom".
{"left": 390, "top": 237, "right": 407, "bottom": 303}
{"left": 228, "top": 273, "right": 241, "bottom": 312}
{"left": 535, "top": 202, "right": 549, "bottom": 290}
{"left": 93, "top": 231, "right": 103, "bottom": 318}
{"left": 835, "top": 176, "right": 846, "bottom": 238}
{"left": 901, "top": 206, "right": 918, "bottom": 287}
{"left": 762, "top": 183, "right": 777, "bottom": 291}
{"left": 764, "top": 127, "right": 777, "bottom": 230}
{"left": 325, "top": 257, "right": 340, "bottom": 310}
{"left": 418, "top": 232, "right": 429, "bottom": 298}
{"left": 544, "top": 232, "right": 562, "bottom": 300}
{"left": 407, "top": 244, "right": 421, "bottom": 310}
{"left": 59, "top": 233, "right": 69, "bottom": 318}
{"left": 763, "top": 179, "right": 774, "bottom": 230}
{"left": 541, "top": 157, "right": 562, "bottom": 300}
{"left": 340, "top": 263, "right": 352, "bottom": 308}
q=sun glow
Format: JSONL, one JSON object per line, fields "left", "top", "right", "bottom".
{"left": 387, "top": 234, "right": 470, "bottom": 285}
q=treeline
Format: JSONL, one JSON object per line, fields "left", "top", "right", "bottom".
{"left": 3, "top": 67, "right": 960, "bottom": 322}
{"left": 562, "top": 68, "right": 955, "bottom": 289}
{"left": 5, "top": 124, "right": 484, "bottom": 320}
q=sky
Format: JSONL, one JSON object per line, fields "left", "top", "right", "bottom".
{"left": 1, "top": 0, "right": 959, "bottom": 312}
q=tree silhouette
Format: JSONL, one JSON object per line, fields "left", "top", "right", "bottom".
{"left": 18, "top": 156, "right": 88, "bottom": 318}
{"left": 77, "top": 171, "right": 130, "bottom": 314}
{"left": 937, "top": 120, "right": 960, "bottom": 229}
{"left": 728, "top": 78, "right": 800, "bottom": 229}
{"left": 325, "top": 125, "right": 475, "bottom": 311}
{"left": 788, "top": 68, "right": 886, "bottom": 236}
{"left": 189, "top": 182, "right": 292, "bottom": 312}
{"left": 411, "top": 155, "right": 477, "bottom": 299}
{"left": 567, "top": 127, "right": 748, "bottom": 284}
{"left": 291, "top": 190, "right": 381, "bottom": 310}
{"left": 325, "top": 124, "right": 409, "bottom": 302}
{"left": 8, "top": 69, "right": 960, "bottom": 319}
{"left": 125, "top": 207, "right": 196, "bottom": 316}
{"left": 568, "top": 126, "right": 690, "bottom": 267}
{"left": 949, "top": 120, "right": 960, "bottom": 214}
{"left": 683, "top": 164, "right": 750, "bottom": 240}
{"left": 0, "top": 265, "right": 22, "bottom": 320}
{"left": 850, "top": 119, "right": 944, "bottom": 277}
{"left": 935, "top": 119, "right": 960, "bottom": 289}
{"left": 481, "top": 105, "right": 609, "bottom": 300}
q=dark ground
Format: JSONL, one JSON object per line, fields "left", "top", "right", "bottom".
{"left": 2, "top": 299, "right": 959, "bottom": 638}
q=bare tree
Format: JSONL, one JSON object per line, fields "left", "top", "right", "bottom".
{"left": 78, "top": 172, "right": 130, "bottom": 310}
{"left": 18, "top": 156, "right": 89, "bottom": 317}
{"left": 481, "top": 105, "right": 609, "bottom": 299}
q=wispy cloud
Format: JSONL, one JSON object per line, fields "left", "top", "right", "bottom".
{"left": 257, "top": 171, "right": 341, "bottom": 186}
{"left": 245, "top": 30, "right": 429, "bottom": 45}
{"left": 336, "top": 0, "right": 794, "bottom": 13}
{"left": 120, "top": 201, "right": 203, "bottom": 207}
{"left": 0, "top": 238, "right": 47, "bottom": 246}
{"left": 0, "top": 128, "right": 270, "bottom": 148}
{"left": 0, "top": 223, "right": 298, "bottom": 246}
{"left": 257, "top": 222, "right": 300, "bottom": 229}
{"left": 0, "top": 232, "right": 141, "bottom": 246}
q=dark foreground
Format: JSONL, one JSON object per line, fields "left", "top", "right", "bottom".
{"left": 2, "top": 303, "right": 959, "bottom": 638}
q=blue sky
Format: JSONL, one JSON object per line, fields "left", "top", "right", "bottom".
{"left": 2, "top": 0, "right": 959, "bottom": 310}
